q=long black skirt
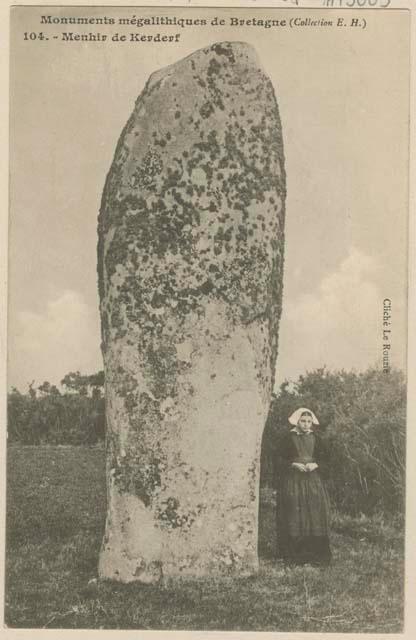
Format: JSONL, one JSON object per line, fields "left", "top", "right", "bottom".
{"left": 277, "top": 468, "right": 331, "bottom": 566}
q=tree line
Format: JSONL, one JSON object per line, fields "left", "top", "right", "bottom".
{"left": 7, "top": 366, "right": 406, "bottom": 518}
{"left": 7, "top": 371, "right": 105, "bottom": 446}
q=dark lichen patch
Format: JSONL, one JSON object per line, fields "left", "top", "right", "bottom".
{"left": 125, "top": 391, "right": 165, "bottom": 443}
{"left": 195, "top": 76, "right": 207, "bottom": 89}
{"left": 124, "top": 392, "right": 137, "bottom": 414}
{"left": 199, "top": 101, "right": 215, "bottom": 119}
{"left": 111, "top": 365, "right": 139, "bottom": 399}
{"left": 106, "top": 425, "right": 122, "bottom": 473}
{"left": 133, "top": 559, "right": 162, "bottom": 582}
{"left": 206, "top": 545, "right": 255, "bottom": 576}
{"left": 113, "top": 452, "right": 163, "bottom": 506}
{"left": 211, "top": 42, "right": 236, "bottom": 64}
{"left": 204, "top": 58, "right": 226, "bottom": 112}
{"left": 247, "top": 459, "right": 258, "bottom": 502}
{"left": 157, "top": 497, "right": 204, "bottom": 531}
{"left": 207, "top": 57, "right": 222, "bottom": 78}
{"left": 144, "top": 342, "right": 179, "bottom": 399}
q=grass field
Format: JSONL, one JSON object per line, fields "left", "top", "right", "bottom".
{"left": 5, "top": 445, "right": 404, "bottom": 631}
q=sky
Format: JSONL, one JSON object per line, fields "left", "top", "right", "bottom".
{"left": 8, "top": 6, "right": 410, "bottom": 391}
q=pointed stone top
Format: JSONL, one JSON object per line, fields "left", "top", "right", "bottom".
{"left": 145, "top": 41, "right": 263, "bottom": 94}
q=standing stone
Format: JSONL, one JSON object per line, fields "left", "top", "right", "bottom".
{"left": 97, "top": 41, "right": 286, "bottom": 583}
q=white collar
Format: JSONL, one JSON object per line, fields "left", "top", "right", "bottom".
{"left": 290, "top": 427, "right": 313, "bottom": 435}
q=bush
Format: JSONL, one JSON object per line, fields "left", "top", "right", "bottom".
{"left": 7, "top": 372, "right": 105, "bottom": 445}
{"left": 261, "top": 367, "right": 406, "bottom": 518}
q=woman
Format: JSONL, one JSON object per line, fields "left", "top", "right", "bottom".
{"left": 276, "top": 408, "right": 331, "bottom": 566}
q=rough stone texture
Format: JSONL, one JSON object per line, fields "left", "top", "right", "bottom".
{"left": 97, "top": 41, "right": 286, "bottom": 583}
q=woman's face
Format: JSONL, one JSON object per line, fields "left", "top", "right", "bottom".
{"left": 297, "top": 414, "right": 313, "bottom": 432}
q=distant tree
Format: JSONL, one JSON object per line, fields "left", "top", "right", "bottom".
{"left": 61, "top": 371, "right": 89, "bottom": 396}
{"left": 87, "top": 370, "right": 105, "bottom": 389}
{"left": 61, "top": 370, "right": 105, "bottom": 397}
{"left": 38, "top": 381, "right": 61, "bottom": 396}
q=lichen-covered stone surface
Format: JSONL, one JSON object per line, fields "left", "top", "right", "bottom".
{"left": 97, "top": 41, "right": 286, "bottom": 583}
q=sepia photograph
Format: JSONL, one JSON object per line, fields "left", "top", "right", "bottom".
{"left": 5, "top": 2, "right": 411, "bottom": 633}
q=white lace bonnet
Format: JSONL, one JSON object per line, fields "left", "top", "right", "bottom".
{"left": 288, "top": 407, "right": 320, "bottom": 426}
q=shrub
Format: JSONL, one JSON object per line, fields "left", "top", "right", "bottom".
{"left": 261, "top": 367, "right": 406, "bottom": 518}
{"left": 7, "top": 372, "right": 105, "bottom": 445}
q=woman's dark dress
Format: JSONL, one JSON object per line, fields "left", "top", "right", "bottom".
{"left": 276, "top": 430, "right": 331, "bottom": 565}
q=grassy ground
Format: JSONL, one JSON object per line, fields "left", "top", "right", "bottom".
{"left": 5, "top": 445, "right": 404, "bottom": 631}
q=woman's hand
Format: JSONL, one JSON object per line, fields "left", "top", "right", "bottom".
{"left": 291, "top": 462, "right": 307, "bottom": 472}
{"left": 305, "top": 462, "right": 318, "bottom": 472}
